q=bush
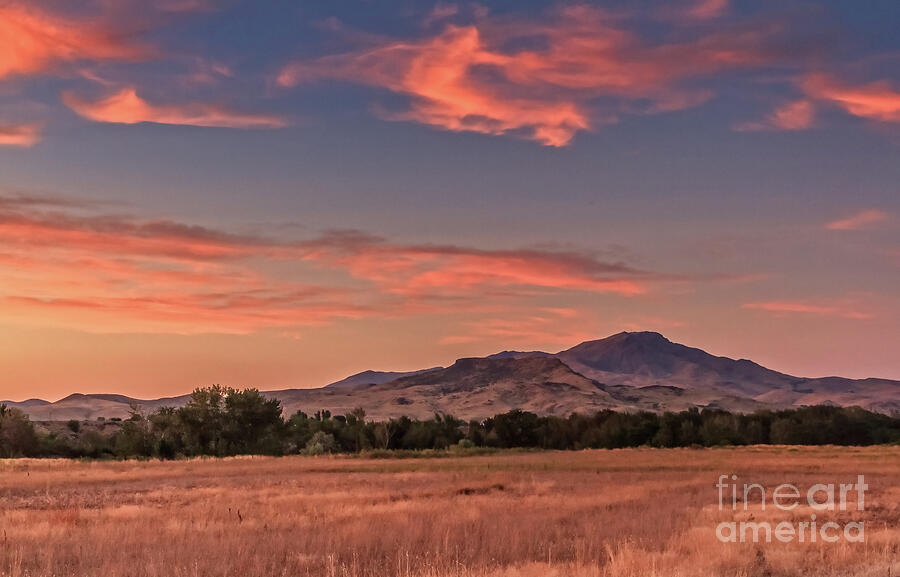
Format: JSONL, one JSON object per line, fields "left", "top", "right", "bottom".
{"left": 303, "top": 432, "right": 338, "bottom": 456}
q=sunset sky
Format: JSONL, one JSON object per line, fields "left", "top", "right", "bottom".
{"left": 2, "top": 0, "right": 899, "bottom": 401}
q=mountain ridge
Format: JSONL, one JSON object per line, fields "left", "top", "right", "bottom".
{"left": 5, "top": 331, "right": 898, "bottom": 420}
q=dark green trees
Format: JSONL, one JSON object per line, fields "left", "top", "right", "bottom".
{"left": 0, "top": 404, "right": 39, "bottom": 457}
{"left": 6, "top": 394, "right": 899, "bottom": 459}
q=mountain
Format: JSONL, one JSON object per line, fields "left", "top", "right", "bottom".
{"left": 323, "top": 368, "right": 442, "bottom": 390}
{"left": 554, "top": 332, "right": 898, "bottom": 414}
{"left": 242, "top": 356, "right": 626, "bottom": 421}
{"left": 5, "top": 331, "right": 898, "bottom": 420}
{"left": 556, "top": 331, "right": 794, "bottom": 396}
{"left": 486, "top": 350, "right": 553, "bottom": 360}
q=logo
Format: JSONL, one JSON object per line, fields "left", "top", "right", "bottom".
{"left": 715, "top": 474, "right": 867, "bottom": 543}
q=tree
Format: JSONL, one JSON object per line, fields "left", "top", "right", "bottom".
{"left": 113, "top": 411, "right": 154, "bottom": 458}
{"left": 303, "top": 431, "right": 338, "bottom": 455}
{"left": 177, "top": 386, "right": 228, "bottom": 456}
{"left": 223, "top": 388, "right": 285, "bottom": 455}
{"left": 486, "top": 410, "right": 540, "bottom": 448}
{"left": 149, "top": 406, "right": 183, "bottom": 459}
{"left": 0, "top": 404, "right": 39, "bottom": 457}
{"left": 373, "top": 420, "right": 397, "bottom": 450}
{"left": 345, "top": 407, "right": 369, "bottom": 452}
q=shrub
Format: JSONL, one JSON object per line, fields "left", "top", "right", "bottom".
{"left": 303, "top": 432, "right": 338, "bottom": 456}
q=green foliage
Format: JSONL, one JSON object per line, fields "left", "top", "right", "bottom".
{"left": 223, "top": 388, "right": 285, "bottom": 455}
{"left": 12, "top": 394, "right": 900, "bottom": 460}
{"left": 0, "top": 404, "right": 39, "bottom": 458}
{"left": 303, "top": 431, "right": 338, "bottom": 455}
{"left": 177, "top": 385, "right": 228, "bottom": 456}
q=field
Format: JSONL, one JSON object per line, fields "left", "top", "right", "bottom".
{"left": 1, "top": 447, "right": 897, "bottom": 577}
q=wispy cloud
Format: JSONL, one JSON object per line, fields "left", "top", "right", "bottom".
{"left": 438, "top": 308, "right": 595, "bottom": 347}
{"left": 298, "top": 230, "right": 652, "bottom": 298}
{"left": 734, "top": 100, "right": 814, "bottom": 131}
{"left": 826, "top": 209, "right": 890, "bottom": 231}
{"left": 0, "top": 196, "right": 659, "bottom": 334}
{"left": 0, "top": 123, "right": 41, "bottom": 147}
{"left": 742, "top": 300, "right": 872, "bottom": 320}
{"left": 801, "top": 74, "right": 900, "bottom": 124}
{"left": 279, "top": 5, "right": 773, "bottom": 145}
{"left": 685, "top": 0, "right": 729, "bottom": 20}
{"left": 63, "top": 87, "right": 287, "bottom": 129}
{"left": 0, "top": 2, "right": 150, "bottom": 80}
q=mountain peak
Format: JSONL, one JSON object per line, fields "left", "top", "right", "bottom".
{"left": 487, "top": 350, "right": 553, "bottom": 360}
{"left": 606, "top": 331, "right": 670, "bottom": 344}
{"left": 559, "top": 331, "right": 681, "bottom": 354}
{"left": 557, "top": 331, "right": 794, "bottom": 396}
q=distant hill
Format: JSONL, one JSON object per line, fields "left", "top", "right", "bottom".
{"left": 0, "top": 398, "right": 50, "bottom": 408}
{"left": 5, "top": 392, "right": 192, "bottom": 421}
{"left": 5, "top": 331, "right": 898, "bottom": 420}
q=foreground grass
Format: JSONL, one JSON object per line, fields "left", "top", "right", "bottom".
{"left": 1, "top": 446, "right": 897, "bottom": 576}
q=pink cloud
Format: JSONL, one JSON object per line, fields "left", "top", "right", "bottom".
{"left": 63, "top": 87, "right": 287, "bottom": 129}
{"left": 0, "top": 196, "right": 358, "bottom": 333}
{"left": 801, "top": 74, "right": 900, "bottom": 123}
{"left": 826, "top": 209, "right": 890, "bottom": 231}
{"left": 734, "top": 100, "right": 814, "bottom": 131}
{"left": 0, "top": 123, "right": 41, "bottom": 147}
{"left": 0, "top": 196, "right": 655, "bottom": 334}
{"left": 279, "top": 6, "right": 771, "bottom": 145}
{"left": 298, "top": 231, "right": 652, "bottom": 298}
{"left": 423, "top": 3, "right": 460, "bottom": 27}
{"left": 438, "top": 309, "right": 596, "bottom": 348}
{"left": 0, "top": 3, "right": 150, "bottom": 80}
{"left": 742, "top": 301, "right": 872, "bottom": 320}
{"left": 686, "top": 0, "right": 729, "bottom": 20}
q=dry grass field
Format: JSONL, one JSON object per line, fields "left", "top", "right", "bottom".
{"left": 1, "top": 447, "right": 897, "bottom": 577}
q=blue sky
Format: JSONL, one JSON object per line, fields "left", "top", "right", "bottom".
{"left": 1, "top": 0, "right": 899, "bottom": 399}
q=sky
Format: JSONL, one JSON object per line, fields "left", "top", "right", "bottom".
{"left": 1, "top": 0, "right": 899, "bottom": 401}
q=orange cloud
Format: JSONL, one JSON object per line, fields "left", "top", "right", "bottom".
{"left": 439, "top": 309, "right": 596, "bottom": 348}
{"left": 0, "top": 123, "right": 41, "bottom": 147}
{"left": 742, "top": 301, "right": 872, "bottom": 320}
{"left": 734, "top": 100, "right": 814, "bottom": 131}
{"left": 826, "top": 209, "right": 890, "bottom": 231}
{"left": 63, "top": 87, "right": 288, "bottom": 129}
{"left": 279, "top": 6, "right": 770, "bottom": 145}
{"left": 0, "top": 3, "right": 149, "bottom": 80}
{"left": 0, "top": 196, "right": 653, "bottom": 334}
{"left": 801, "top": 74, "right": 900, "bottom": 123}
{"left": 0, "top": 196, "right": 357, "bottom": 334}
{"left": 299, "top": 231, "right": 651, "bottom": 298}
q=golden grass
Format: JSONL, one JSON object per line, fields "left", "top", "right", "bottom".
{"left": 1, "top": 446, "right": 897, "bottom": 576}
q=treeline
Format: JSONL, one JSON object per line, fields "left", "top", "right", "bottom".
{"left": 1, "top": 386, "right": 898, "bottom": 459}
